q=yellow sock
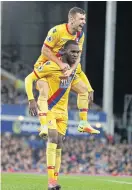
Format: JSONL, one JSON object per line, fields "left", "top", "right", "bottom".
{"left": 37, "top": 96, "right": 48, "bottom": 126}
{"left": 46, "top": 143, "right": 57, "bottom": 181}
{"left": 77, "top": 92, "right": 88, "bottom": 121}
{"left": 79, "top": 111, "right": 88, "bottom": 121}
{"left": 54, "top": 149, "right": 62, "bottom": 181}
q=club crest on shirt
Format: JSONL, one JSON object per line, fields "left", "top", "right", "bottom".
{"left": 47, "top": 36, "right": 53, "bottom": 42}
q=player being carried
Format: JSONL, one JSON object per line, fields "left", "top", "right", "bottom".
{"left": 25, "top": 40, "right": 100, "bottom": 190}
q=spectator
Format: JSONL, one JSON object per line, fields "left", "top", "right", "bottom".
{"left": 1, "top": 133, "right": 132, "bottom": 175}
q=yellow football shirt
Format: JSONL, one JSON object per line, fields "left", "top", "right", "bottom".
{"left": 34, "top": 23, "right": 84, "bottom": 68}
{"left": 34, "top": 60, "right": 76, "bottom": 113}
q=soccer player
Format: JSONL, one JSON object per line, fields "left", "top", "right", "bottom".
{"left": 25, "top": 40, "right": 100, "bottom": 190}
{"left": 34, "top": 7, "right": 94, "bottom": 138}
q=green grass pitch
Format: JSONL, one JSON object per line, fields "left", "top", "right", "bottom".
{"left": 1, "top": 173, "right": 132, "bottom": 190}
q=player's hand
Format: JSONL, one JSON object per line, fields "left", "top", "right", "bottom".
{"left": 88, "top": 91, "right": 94, "bottom": 109}
{"left": 63, "top": 68, "right": 73, "bottom": 77}
{"left": 29, "top": 99, "right": 38, "bottom": 116}
{"left": 60, "top": 62, "right": 70, "bottom": 71}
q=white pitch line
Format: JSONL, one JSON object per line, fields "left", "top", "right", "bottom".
{"left": 98, "top": 179, "right": 132, "bottom": 185}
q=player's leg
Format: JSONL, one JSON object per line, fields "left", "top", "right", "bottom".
{"left": 75, "top": 64, "right": 93, "bottom": 120}
{"left": 78, "top": 70, "right": 93, "bottom": 92}
{"left": 37, "top": 79, "right": 49, "bottom": 138}
{"left": 54, "top": 114, "right": 68, "bottom": 189}
{"left": 47, "top": 129, "right": 58, "bottom": 186}
{"left": 54, "top": 133, "right": 63, "bottom": 190}
{"left": 54, "top": 134, "right": 63, "bottom": 183}
{"left": 46, "top": 114, "right": 58, "bottom": 189}
{"left": 76, "top": 69, "right": 93, "bottom": 119}
{"left": 71, "top": 78, "right": 100, "bottom": 134}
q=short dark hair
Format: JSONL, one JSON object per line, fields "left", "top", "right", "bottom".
{"left": 63, "top": 40, "right": 78, "bottom": 50}
{"left": 68, "top": 7, "right": 85, "bottom": 17}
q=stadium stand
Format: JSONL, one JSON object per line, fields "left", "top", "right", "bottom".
{"left": 1, "top": 133, "right": 132, "bottom": 175}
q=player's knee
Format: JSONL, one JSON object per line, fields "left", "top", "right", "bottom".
{"left": 48, "top": 129, "right": 58, "bottom": 144}
{"left": 57, "top": 143, "right": 63, "bottom": 149}
{"left": 48, "top": 136, "right": 58, "bottom": 144}
{"left": 57, "top": 134, "right": 64, "bottom": 149}
{"left": 57, "top": 140, "right": 63, "bottom": 149}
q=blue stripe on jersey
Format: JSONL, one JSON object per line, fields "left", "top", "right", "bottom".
{"left": 48, "top": 88, "right": 66, "bottom": 110}
{"left": 48, "top": 73, "right": 75, "bottom": 110}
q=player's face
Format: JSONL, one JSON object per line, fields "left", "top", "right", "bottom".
{"left": 71, "top": 13, "right": 86, "bottom": 32}
{"left": 66, "top": 44, "right": 80, "bottom": 64}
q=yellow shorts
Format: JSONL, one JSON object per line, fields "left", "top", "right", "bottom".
{"left": 47, "top": 111, "right": 68, "bottom": 136}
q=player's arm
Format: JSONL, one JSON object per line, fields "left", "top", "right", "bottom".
{"left": 25, "top": 72, "right": 38, "bottom": 101}
{"left": 41, "top": 27, "right": 68, "bottom": 70}
{"left": 25, "top": 72, "right": 38, "bottom": 116}
{"left": 42, "top": 45, "right": 63, "bottom": 66}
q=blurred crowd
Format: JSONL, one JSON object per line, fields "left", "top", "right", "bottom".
{"left": 1, "top": 81, "right": 27, "bottom": 104}
{"left": 1, "top": 133, "right": 132, "bottom": 175}
{"left": 1, "top": 49, "right": 31, "bottom": 104}
{"left": 1, "top": 79, "right": 79, "bottom": 107}
{"left": 2, "top": 49, "right": 31, "bottom": 79}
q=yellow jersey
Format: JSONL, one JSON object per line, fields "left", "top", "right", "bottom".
{"left": 34, "top": 23, "right": 84, "bottom": 68}
{"left": 34, "top": 60, "right": 76, "bottom": 113}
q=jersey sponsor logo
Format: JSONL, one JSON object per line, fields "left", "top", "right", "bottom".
{"left": 47, "top": 36, "right": 53, "bottom": 42}
{"left": 59, "top": 76, "right": 72, "bottom": 89}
